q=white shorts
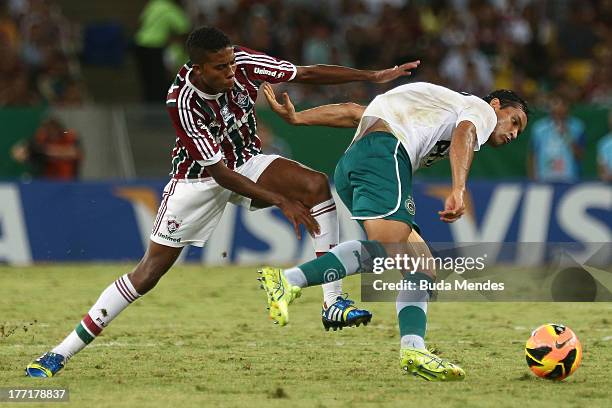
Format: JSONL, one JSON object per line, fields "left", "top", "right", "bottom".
{"left": 150, "top": 154, "right": 281, "bottom": 247}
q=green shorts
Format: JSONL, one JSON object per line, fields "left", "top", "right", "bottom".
{"left": 334, "top": 131, "right": 418, "bottom": 231}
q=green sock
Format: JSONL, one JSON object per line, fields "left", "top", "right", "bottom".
{"left": 283, "top": 240, "right": 386, "bottom": 287}
{"left": 299, "top": 252, "right": 346, "bottom": 286}
{"left": 398, "top": 306, "right": 427, "bottom": 339}
{"left": 397, "top": 272, "right": 431, "bottom": 347}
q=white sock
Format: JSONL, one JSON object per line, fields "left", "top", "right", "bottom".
{"left": 397, "top": 282, "right": 429, "bottom": 351}
{"left": 51, "top": 331, "right": 85, "bottom": 360}
{"left": 321, "top": 281, "right": 342, "bottom": 307}
{"left": 310, "top": 198, "right": 342, "bottom": 307}
{"left": 283, "top": 267, "right": 308, "bottom": 288}
{"left": 400, "top": 334, "right": 426, "bottom": 350}
{"left": 52, "top": 274, "right": 141, "bottom": 360}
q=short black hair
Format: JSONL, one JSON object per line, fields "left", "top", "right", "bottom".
{"left": 483, "top": 89, "right": 529, "bottom": 116}
{"left": 186, "top": 26, "right": 231, "bottom": 63}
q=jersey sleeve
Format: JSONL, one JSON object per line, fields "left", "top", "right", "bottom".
{"left": 234, "top": 46, "right": 297, "bottom": 84}
{"left": 456, "top": 99, "right": 497, "bottom": 151}
{"left": 169, "top": 98, "right": 222, "bottom": 166}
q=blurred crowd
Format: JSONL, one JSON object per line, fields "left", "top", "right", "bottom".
{"left": 187, "top": 0, "right": 611, "bottom": 106}
{"left": 0, "top": 0, "right": 85, "bottom": 107}
{"left": 186, "top": 0, "right": 612, "bottom": 183}
{"left": 1, "top": 0, "right": 610, "bottom": 107}
{"left": 2, "top": 0, "right": 612, "bottom": 181}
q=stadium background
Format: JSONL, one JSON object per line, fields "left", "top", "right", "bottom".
{"left": 1, "top": 4, "right": 611, "bottom": 406}
{"left": 0, "top": 0, "right": 610, "bottom": 266}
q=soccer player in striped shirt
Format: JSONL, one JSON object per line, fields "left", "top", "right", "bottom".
{"left": 26, "top": 26, "right": 420, "bottom": 377}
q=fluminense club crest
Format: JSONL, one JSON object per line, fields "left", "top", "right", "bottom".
{"left": 236, "top": 90, "right": 249, "bottom": 108}
{"left": 167, "top": 215, "right": 182, "bottom": 235}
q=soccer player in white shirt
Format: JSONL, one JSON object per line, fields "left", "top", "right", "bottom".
{"left": 259, "top": 82, "right": 528, "bottom": 381}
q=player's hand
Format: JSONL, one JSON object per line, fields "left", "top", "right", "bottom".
{"left": 438, "top": 188, "right": 465, "bottom": 223}
{"left": 371, "top": 60, "right": 421, "bottom": 83}
{"left": 262, "top": 82, "right": 299, "bottom": 125}
{"left": 277, "top": 198, "right": 320, "bottom": 239}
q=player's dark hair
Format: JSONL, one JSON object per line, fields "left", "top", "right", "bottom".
{"left": 483, "top": 89, "right": 529, "bottom": 116}
{"left": 186, "top": 26, "right": 231, "bottom": 63}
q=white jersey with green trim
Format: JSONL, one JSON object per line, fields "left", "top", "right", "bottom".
{"left": 352, "top": 82, "right": 497, "bottom": 172}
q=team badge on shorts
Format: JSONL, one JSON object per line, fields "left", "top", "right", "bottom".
{"left": 405, "top": 196, "right": 416, "bottom": 216}
{"left": 166, "top": 216, "right": 182, "bottom": 235}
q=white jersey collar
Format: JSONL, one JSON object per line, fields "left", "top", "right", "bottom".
{"left": 185, "top": 69, "right": 223, "bottom": 100}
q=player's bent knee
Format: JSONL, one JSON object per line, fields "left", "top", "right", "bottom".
{"left": 304, "top": 171, "right": 331, "bottom": 203}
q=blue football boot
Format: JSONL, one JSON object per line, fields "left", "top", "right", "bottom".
{"left": 25, "top": 352, "right": 66, "bottom": 378}
{"left": 322, "top": 296, "right": 372, "bottom": 331}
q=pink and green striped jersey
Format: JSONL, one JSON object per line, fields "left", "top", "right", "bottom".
{"left": 166, "top": 46, "right": 297, "bottom": 179}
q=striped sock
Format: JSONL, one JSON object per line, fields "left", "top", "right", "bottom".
{"left": 311, "top": 198, "right": 343, "bottom": 307}
{"left": 52, "top": 274, "right": 141, "bottom": 359}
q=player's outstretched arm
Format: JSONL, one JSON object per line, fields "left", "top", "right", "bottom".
{"left": 206, "top": 161, "right": 319, "bottom": 239}
{"left": 438, "top": 120, "right": 477, "bottom": 224}
{"left": 262, "top": 83, "right": 364, "bottom": 128}
{"left": 293, "top": 61, "right": 420, "bottom": 84}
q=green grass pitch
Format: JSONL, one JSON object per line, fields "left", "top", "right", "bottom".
{"left": 1, "top": 264, "right": 611, "bottom": 407}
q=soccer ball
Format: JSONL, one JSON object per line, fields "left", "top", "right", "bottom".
{"left": 525, "top": 323, "right": 582, "bottom": 380}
